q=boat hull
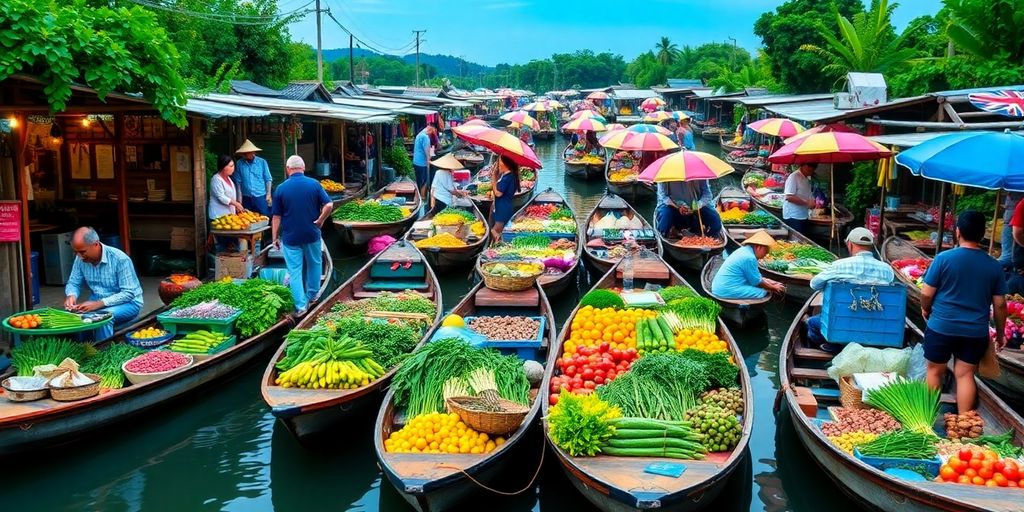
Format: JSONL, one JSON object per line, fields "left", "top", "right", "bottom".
{"left": 661, "top": 241, "right": 723, "bottom": 271}
{"left": 565, "top": 162, "right": 604, "bottom": 179}
{"left": 987, "top": 354, "right": 1024, "bottom": 404}
{"left": 273, "top": 387, "right": 384, "bottom": 441}
{"left": 333, "top": 216, "right": 419, "bottom": 248}
{"left": 534, "top": 130, "right": 555, "bottom": 140}
{"left": 420, "top": 245, "right": 485, "bottom": 274}
{"left": 606, "top": 181, "right": 655, "bottom": 201}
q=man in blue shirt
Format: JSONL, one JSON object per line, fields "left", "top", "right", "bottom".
{"left": 655, "top": 180, "right": 722, "bottom": 238}
{"left": 678, "top": 117, "right": 696, "bottom": 150}
{"left": 64, "top": 227, "right": 143, "bottom": 340}
{"left": 234, "top": 139, "right": 273, "bottom": 216}
{"left": 412, "top": 125, "right": 436, "bottom": 199}
{"left": 921, "top": 211, "right": 1007, "bottom": 413}
{"left": 271, "top": 156, "right": 333, "bottom": 315}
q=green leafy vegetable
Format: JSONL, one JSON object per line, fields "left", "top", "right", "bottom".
{"left": 658, "top": 286, "right": 698, "bottom": 303}
{"left": 580, "top": 289, "right": 626, "bottom": 309}
{"left": 856, "top": 430, "right": 938, "bottom": 459}
{"left": 548, "top": 392, "right": 620, "bottom": 456}
{"left": 11, "top": 337, "right": 90, "bottom": 376}
{"left": 79, "top": 343, "right": 144, "bottom": 388}
{"left": 331, "top": 200, "right": 405, "bottom": 223}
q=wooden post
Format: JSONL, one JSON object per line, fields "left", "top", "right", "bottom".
{"left": 191, "top": 118, "right": 208, "bottom": 275}
{"left": 114, "top": 113, "right": 130, "bottom": 256}
{"left": 14, "top": 113, "right": 31, "bottom": 306}
{"left": 935, "top": 182, "right": 947, "bottom": 254}
{"left": 990, "top": 190, "right": 1002, "bottom": 255}
{"left": 877, "top": 163, "right": 887, "bottom": 249}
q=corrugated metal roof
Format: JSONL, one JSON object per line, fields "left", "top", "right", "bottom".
{"left": 395, "top": 106, "right": 439, "bottom": 116}
{"left": 202, "top": 93, "right": 394, "bottom": 123}
{"left": 869, "top": 130, "right": 1024, "bottom": 148}
{"left": 667, "top": 78, "right": 704, "bottom": 88}
{"left": 612, "top": 89, "right": 660, "bottom": 100}
{"left": 185, "top": 99, "right": 271, "bottom": 118}
{"left": 229, "top": 80, "right": 281, "bottom": 97}
{"left": 725, "top": 93, "right": 834, "bottom": 106}
{"left": 931, "top": 85, "right": 1024, "bottom": 98}
{"left": 278, "top": 82, "right": 333, "bottom": 103}
{"left": 764, "top": 96, "right": 932, "bottom": 123}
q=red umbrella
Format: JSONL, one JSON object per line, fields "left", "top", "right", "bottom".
{"left": 783, "top": 123, "right": 858, "bottom": 144}
{"left": 452, "top": 125, "right": 543, "bottom": 169}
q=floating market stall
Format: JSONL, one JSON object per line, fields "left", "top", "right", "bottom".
{"left": 476, "top": 189, "right": 581, "bottom": 297}
{"left": 743, "top": 169, "right": 857, "bottom": 243}
{"left": 521, "top": 100, "right": 561, "bottom": 140}
{"left": 701, "top": 255, "right": 771, "bottom": 328}
{"left": 582, "top": 194, "right": 662, "bottom": 276}
{"left": 542, "top": 252, "right": 752, "bottom": 511}
{"left": 331, "top": 180, "right": 421, "bottom": 249}
{"left": 261, "top": 241, "right": 440, "bottom": 441}
{"left": 780, "top": 294, "right": 1024, "bottom": 512}
{"left": 987, "top": 294, "right": 1024, "bottom": 403}
{"left": 561, "top": 116, "right": 608, "bottom": 180}
{"left": 405, "top": 202, "right": 489, "bottom": 273}
{"left": 375, "top": 280, "right": 556, "bottom": 510}
{"left": 467, "top": 166, "right": 536, "bottom": 219}
{"left": 452, "top": 123, "right": 543, "bottom": 223}
{"left": 880, "top": 236, "right": 930, "bottom": 310}
{"left": 600, "top": 124, "right": 677, "bottom": 203}
{"left": 0, "top": 244, "right": 332, "bottom": 453}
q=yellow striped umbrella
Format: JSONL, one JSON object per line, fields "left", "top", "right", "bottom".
{"left": 561, "top": 117, "right": 607, "bottom": 132}
{"left": 599, "top": 124, "right": 679, "bottom": 151}
{"left": 768, "top": 132, "right": 892, "bottom": 164}
{"left": 637, "top": 151, "right": 734, "bottom": 183}
{"left": 748, "top": 118, "right": 806, "bottom": 138}
{"left": 641, "top": 97, "right": 666, "bottom": 111}
{"left": 643, "top": 111, "right": 674, "bottom": 123}
{"left": 500, "top": 110, "right": 540, "bottom": 130}
{"left": 570, "top": 110, "right": 606, "bottom": 122}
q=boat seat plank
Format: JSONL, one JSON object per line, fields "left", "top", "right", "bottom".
{"left": 353, "top": 290, "right": 432, "bottom": 299}
{"left": 790, "top": 367, "right": 830, "bottom": 381}
{"left": 474, "top": 287, "right": 540, "bottom": 307}
{"left": 384, "top": 452, "right": 487, "bottom": 482}
{"left": 616, "top": 260, "right": 670, "bottom": 281}
{"left": 794, "top": 346, "right": 834, "bottom": 361}
{"left": 728, "top": 227, "right": 789, "bottom": 239}
{"left": 362, "top": 280, "right": 429, "bottom": 292}
{"left": 565, "top": 454, "right": 730, "bottom": 494}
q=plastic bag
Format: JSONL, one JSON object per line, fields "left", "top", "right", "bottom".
{"left": 827, "top": 342, "right": 910, "bottom": 383}
{"left": 906, "top": 344, "right": 927, "bottom": 381}
{"left": 430, "top": 326, "right": 487, "bottom": 346}
{"left": 367, "top": 235, "right": 396, "bottom": 256}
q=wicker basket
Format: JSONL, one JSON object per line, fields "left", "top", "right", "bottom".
{"left": 480, "top": 263, "right": 542, "bottom": 292}
{"left": 1, "top": 377, "right": 49, "bottom": 402}
{"left": 839, "top": 375, "right": 868, "bottom": 409}
{"left": 446, "top": 396, "right": 530, "bottom": 436}
{"left": 49, "top": 373, "right": 101, "bottom": 402}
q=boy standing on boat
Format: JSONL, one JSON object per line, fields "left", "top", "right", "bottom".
{"left": 271, "top": 156, "right": 333, "bottom": 317}
{"left": 782, "top": 164, "right": 816, "bottom": 236}
{"left": 412, "top": 124, "right": 436, "bottom": 200}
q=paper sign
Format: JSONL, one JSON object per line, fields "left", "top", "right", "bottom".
{"left": 95, "top": 144, "right": 114, "bottom": 179}
{"left": 0, "top": 201, "right": 21, "bottom": 242}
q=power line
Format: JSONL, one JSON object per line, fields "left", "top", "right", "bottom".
{"left": 323, "top": 10, "right": 416, "bottom": 58}
{"left": 326, "top": 0, "right": 418, "bottom": 54}
{"left": 129, "top": 0, "right": 313, "bottom": 25}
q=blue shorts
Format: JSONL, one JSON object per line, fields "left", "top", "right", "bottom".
{"left": 414, "top": 165, "right": 429, "bottom": 189}
{"left": 923, "top": 327, "right": 989, "bottom": 366}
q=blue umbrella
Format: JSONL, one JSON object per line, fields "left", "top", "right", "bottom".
{"left": 894, "top": 130, "right": 1024, "bottom": 191}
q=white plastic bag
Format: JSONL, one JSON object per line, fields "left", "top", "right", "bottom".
{"left": 827, "top": 342, "right": 910, "bottom": 383}
{"left": 906, "top": 344, "right": 927, "bottom": 381}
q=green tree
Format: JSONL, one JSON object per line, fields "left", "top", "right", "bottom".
{"left": 800, "top": 0, "right": 920, "bottom": 88}
{"left": 945, "top": 0, "right": 1024, "bottom": 61}
{"left": 0, "top": 0, "right": 187, "bottom": 125}
{"left": 655, "top": 37, "right": 679, "bottom": 66}
{"left": 754, "top": 0, "right": 864, "bottom": 92}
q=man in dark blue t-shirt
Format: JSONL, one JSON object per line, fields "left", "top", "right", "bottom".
{"left": 271, "top": 155, "right": 333, "bottom": 315}
{"left": 921, "top": 211, "right": 1007, "bottom": 413}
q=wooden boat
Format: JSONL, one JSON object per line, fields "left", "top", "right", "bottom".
{"left": 261, "top": 241, "right": 441, "bottom": 442}
{"left": 477, "top": 188, "right": 581, "bottom": 297}
{"left": 748, "top": 184, "right": 856, "bottom": 243}
{"left": 0, "top": 243, "right": 333, "bottom": 454}
{"left": 404, "top": 201, "right": 489, "bottom": 273}
{"left": 717, "top": 187, "right": 832, "bottom": 302}
{"left": 654, "top": 214, "right": 727, "bottom": 271}
{"left": 467, "top": 165, "right": 535, "bottom": 220}
{"left": 724, "top": 153, "right": 759, "bottom": 172}
{"left": 563, "top": 145, "right": 605, "bottom": 180}
{"left": 719, "top": 137, "right": 752, "bottom": 153}
{"left": 582, "top": 194, "right": 662, "bottom": 276}
{"left": 987, "top": 350, "right": 1024, "bottom": 407}
{"left": 332, "top": 180, "right": 421, "bottom": 248}
{"left": 543, "top": 255, "right": 753, "bottom": 511}
{"left": 534, "top": 128, "right": 556, "bottom": 140}
{"left": 880, "top": 236, "right": 928, "bottom": 310}
{"left": 375, "top": 281, "right": 556, "bottom": 511}
{"left": 701, "top": 255, "right": 770, "bottom": 328}
{"left": 780, "top": 294, "right": 1024, "bottom": 512}
{"left": 701, "top": 127, "right": 730, "bottom": 142}
{"left": 452, "top": 149, "right": 485, "bottom": 171}
{"left": 605, "top": 160, "right": 655, "bottom": 202}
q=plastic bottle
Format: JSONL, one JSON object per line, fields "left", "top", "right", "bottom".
{"left": 622, "top": 248, "right": 634, "bottom": 291}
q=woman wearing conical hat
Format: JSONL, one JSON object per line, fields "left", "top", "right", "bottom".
{"left": 711, "top": 229, "right": 786, "bottom": 299}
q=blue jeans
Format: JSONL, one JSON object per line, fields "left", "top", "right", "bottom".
{"left": 784, "top": 217, "right": 810, "bottom": 236}
{"left": 656, "top": 204, "right": 722, "bottom": 237}
{"left": 282, "top": 241, "right": 322, "bottom": 312}
{"left": 242, "top": 195, "right": 270, "bottom": 216}
{"left": 95, "top": 302, "right": 142, "bottom": 342}
{"left": 414, "top": 165, "right": 429, "bottom": 190}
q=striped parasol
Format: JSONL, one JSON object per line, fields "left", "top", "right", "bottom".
{"left": 599, "top": 124, "right": 679, "bottom": 151}
{"left": 604, "top": 123, "right": 627, "bottom": 132}
{"left": 638, "top": 151, "right": 734, "bottom": 183}
{"left": 561, "top": 117, "right": 607, "bottom": 132}
{"left": 768, "top": 132, "right": 892, "bottom": 164}
{"left": 587, "top": 91, "right": 610, "bottom": 100}
{"left": 641, "top": 97, "right": 666, "bottom": 112}
{"left": 521, "top": 102, "right": 550, "bottom": 112}
{"left": 672, "top": 111, "right": 692, "bottom": 121}
{"left": 643, "top": 111, "right": 674, "bottom": 123}
{"left": 570, "top": 110, "right": 607, "bottom": 122}
{"left": 748, "top": 118, "right": 806, "bottom": 138}
{"left": 462, "top": 119, "right": 490, "bottom": 127}
{"left": 783, "top": 122, "right": 858, "bottom": 144}
{"left": 452, "top": 125, "right": 543, "bottom": 169}
{"left": 500, "top": 110, "right": 540, "bottom": 130}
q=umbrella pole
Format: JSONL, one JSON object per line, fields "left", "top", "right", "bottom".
{"left": 697, "top": 204, "right": 705, "bottom": 236}
{"left": 830, "top": 165, "right": 837, "bottom": 250}
{"left": 935, "top": 182, "right": 948, "bottom": 255}
{"left": 990, "top": 190, "right": 1002, "bottom": 255}
{"left": 877, "top": 174, "right": 887, "bottom": 249}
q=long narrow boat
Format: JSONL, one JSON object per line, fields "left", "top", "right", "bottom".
{"left": 780, "top": 294, "right": 1024, "bottom": 512}
{"left": 452, "top": 148, "right": 485, "bottom": 172}
{"left": 701, "top": 127, "right": 730, "bottom": 142}
{"left": 879, "top": 236, "right": 928, "bottom": 310}
{"left": 605, "top": 159, "right": 655, "bottom": 202}
{"left": 477, "top": 188, "right": 582, "bottom": 297}
{"left": 375, "top": 281, "right": 556, "bottom": 511}
{"left": 543, "top": 255, "right": 753, "bottom": 511}
{"left": 582, "top": 193, "right": 662, "bottom": 276}
{"left": 745, "top": 176, "right": 856, "bottom": 243}
{"left": 563, "top": 144, "right": 605, "bottom": 180}
{"left": 404, "top": 201, "right": 490, "bottom": 274}
{"left": 724, "top": 153, "right": 759, "bottom": 172}
{"left": 327, "top": 180, "right": 368, "bottom": 209}
{"left": 654, "top": 212, "right": 727, "bottom": 271}
{"left": 261, "top": 241, "right": 440, "bottom": 442}
{"left": 0, "top": 243, "right": 333, "bottom": 454}
{"left": 701, "top": 255, "right": 770, "bottom": 328}
{"left": 717, "top": 187, "right": 832, "bottom": 301}
{"left": 534, "top": 128, "right": 556, "bottom": 140}
{"left": 332, "top": 180, "right": 421, "bottom": 248}
{"left": 719, "top": 137, "right": 752, "bottom": 153}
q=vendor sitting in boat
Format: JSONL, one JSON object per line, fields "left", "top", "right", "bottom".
{"left": 64, "top": 226, "right": 144, "bottom": 341}
{"left": 655, "top": 179, "right": 722, "bottom": 238}
{"left": 805, "top": 228, "right": 895, "bottom": 352}
{"left": 711, "top": 229, "right": 785, "bottom": 299}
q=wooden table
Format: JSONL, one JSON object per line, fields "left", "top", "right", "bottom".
{"left": 882, "top": 215, "right": 929, "bottom": 239}
{"left": 210, "top": 225, "right": 269, "bottom": 260}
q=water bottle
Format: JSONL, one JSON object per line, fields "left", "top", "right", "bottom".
{"left": 622, "top": 249, "right": 634, "bottom": 291}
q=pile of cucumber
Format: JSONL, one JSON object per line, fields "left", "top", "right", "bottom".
{"left": 600, "top": 417, "right": 707, "bottom": 459}
{"left": 635, "top": 317, "right": 674, "bottom": 354}
{"left": 169, "top": 330, "right": 232, "bottom": 355}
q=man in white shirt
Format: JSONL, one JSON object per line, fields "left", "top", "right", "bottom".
{"left": 783, "top": 164, "right": 816, "bottom": 236}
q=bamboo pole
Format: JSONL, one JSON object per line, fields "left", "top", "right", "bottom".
{"left": 935, "top": 182, "right": 948, "bottom": 254}
{"left": 990, "top": 190, "right": 1002, "bottom": 255}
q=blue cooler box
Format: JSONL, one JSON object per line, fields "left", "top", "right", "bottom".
{"left": 820, "top": 282, "right": 906, "bottom": 348}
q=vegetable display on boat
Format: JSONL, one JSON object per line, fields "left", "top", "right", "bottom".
{"left": 331, "top": 199, "right": 410, "bottom": 223}
{"left": 891, "top": 258, "right": 930, "bottom": 289}
{"left": 480, "top": 198, "right": 579, "bottom": 281}
{"left": 761, "top": 241, "right": 836, "bottom": 276}
{"left": 408, "top": 206, "right": 487, "bottom": 252}
{"left": 608, "top": 151, "right": 639, "bottom": 182}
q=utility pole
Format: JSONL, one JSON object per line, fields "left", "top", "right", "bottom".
{"left": 315, "top": 0, "right": 323, "bottom": 82}
{"left": 349, "top": 34, "right": 354, "bottom": 83}
{"left": 727, "top": 37, "right": 737, "bottom": 72}
{"left": 413, "top": 29, "right": 427, "bottom": 86}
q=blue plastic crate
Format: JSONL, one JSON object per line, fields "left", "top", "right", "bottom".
{"left": 853, "top": 448, "right": 941, "bottom": 479}
{"left": 463, "top": 315, "right": 546, "bottom": 362}
{"left": 156, "top": 309, "right": 242, "bottom": 336}
{"left": 820, "top": 282, "right": 906, "bottom": 348}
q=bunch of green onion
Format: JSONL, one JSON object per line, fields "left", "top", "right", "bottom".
{"left": 856, "top": 429, "right": 938, "bottom": 459}
{"left": 864, "top": 378, "right": 939, "bottom": 436}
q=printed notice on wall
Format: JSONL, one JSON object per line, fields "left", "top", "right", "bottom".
{"left": 0, "top": 201, "right": 22, "bottom": 242}
{"left": 95, "top": 144, "right": 115, "bottom": 179}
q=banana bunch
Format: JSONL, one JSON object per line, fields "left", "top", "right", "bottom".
{"left": 275, "top": 358, "right": 385, "bottom": 389}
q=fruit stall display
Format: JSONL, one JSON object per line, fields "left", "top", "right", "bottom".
{"left": 319, "top": 179, "right": 346, "bottom": 193}
{"left": 547, "top": 285, "right": 745, "bottom": 460}
{"left": 331, "top": 199, "right": 412, "bottom": 223}
{"left": 210, "top": 210, "right": 268, "bottom": 231}
{"left": 566, "top": 153, "right": 605, "bottom": 165}
{"left": 996, "top": 295, "right": 1024, "bottom": 347}
{"left": 817, "top": 377, "right": 1024, "bottom": 487}
{"left": 890, "top": 258, "right": 930, "bottom": 289}
{"left": 6, "top": 309, "right": 86, "bottom": 330}
{"left": 608, "top": 151, "right": 639, "bottom": 182}
{"left": 272, "top": 292, "right": 438, "bottom": 390}
{"left": 506, "top": 203, "right": 577, "bottom": 236}
{"left": 760, "top": 241, "right": 836, "bottom": 276}
{"left": 409, "top": 207, "right": 486, "bottom": 249}
{"left": 716, "top": 199, "right": 780, "bottom": 227}
{"left": 480, "top": 235, "right": 577, "bottom": 277}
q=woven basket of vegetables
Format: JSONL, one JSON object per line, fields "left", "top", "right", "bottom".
{"left": 446, "top": 396, "right": 530, "bottom": 436}
{"left": 839, "top": 375, "right": 868, "bottom": 409}
{"left": 481, "top": 262, "right": 543, "bottom": 292}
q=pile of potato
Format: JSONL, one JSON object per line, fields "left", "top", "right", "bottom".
{"left": 468, "top": 316, "right": 540, "bottom": 341}
{"left": 820, "top": 407, "right": 901, "bottom": 436}
{"left": 944, "top": 411, "right": 984, "bottom": 440}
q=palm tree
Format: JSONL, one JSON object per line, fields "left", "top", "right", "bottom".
{"left": 800, "top": 0, "right": 919, "bottom": 85}
{"left": 655, "top": 37, "right": 679, "bottom": 66}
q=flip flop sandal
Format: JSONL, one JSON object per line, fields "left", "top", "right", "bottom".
{"left": 390, "top": 262, "right": 401, "bottom": 271}
{"left": 402, "top": 260, "right": 412, "bottom": 269}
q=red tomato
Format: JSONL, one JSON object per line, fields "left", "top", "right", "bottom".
{"left": 625, "top": 348, "right": 637, "bottom": 359}
{"left": 551, "top": 381, "right": 562, "bottom": 393}
{"left": 594, "top": 376, "right": 605, "bottom": 385}
{"left": 606, "top": 371, "right": 617, "bottom": 381}
{"left": 995, "top": 461, "right": 1006, "bottom": 474}
{"left": 599, "top": 342, "right": 610, "bottom": 353}
{"left": 549, "top": 393, "right": 559, "bottom": 406}
{"left": 571, "top": 377, "right": 583, "bottom": 389}
{"left": 610, "top": 349, "right": 622, "bottom": 361}
{"left": 594, "top": 369, "right": 606, "bottom": 379}
{"left": 581, "top": 368, "right": 595, "bottom": 380}
{"left": 959, "top": 448, "right": 975, "bottom": 462}
{"left": 565, "top": 365, "right": 578, "bottom": 377}
{"left": 583, "top": 381, "right": 596, "bottom": 389}
{"left": 1003, "top": 466, "right": 1020, "bottom": 481}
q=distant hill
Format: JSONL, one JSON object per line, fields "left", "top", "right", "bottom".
{"left": 320, "top": 48, "right": 494, "bottom": 76}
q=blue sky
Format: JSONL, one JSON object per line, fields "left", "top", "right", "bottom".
{"left": 287, "top": 0, "right": 939, "bottom": 66}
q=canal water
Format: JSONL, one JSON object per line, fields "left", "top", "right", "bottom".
{"left": 7, "top": 137, "right": 869, "bottom": 511}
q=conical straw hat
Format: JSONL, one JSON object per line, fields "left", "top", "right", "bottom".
{"left": 742, "top": 229, "right": 777, "bottom": 247}
{"left": 235, "top": 139, "right": 262, "bottom": 153}
{"left": 431, "top": 153, "right": 465, "bottom": 170}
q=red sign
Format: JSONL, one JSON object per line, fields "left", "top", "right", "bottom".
{"left": 0, "top": 201, "right": 21, "bottom": 242}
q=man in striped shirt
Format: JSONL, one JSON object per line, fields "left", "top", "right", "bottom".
{"left": 64, "top": 227, "right": 143, "bottom": 340}
{"left": 806, "top": 228, "right": 895, "bottom": 352}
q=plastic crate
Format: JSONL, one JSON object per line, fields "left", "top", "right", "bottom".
{"left": 853, "top": 448, "right": 941, "bottom": 479}
{"left": 156, "top": 309, "right": 241, "bottom": 336}
{"left": 464, "top": 315, "right": 546, "bottom": 361}
{"left": 820, "top": 282, "right": 906, "bottom": 348}
{"left": 190, "top": 336, "right": 238, "bottom": 362}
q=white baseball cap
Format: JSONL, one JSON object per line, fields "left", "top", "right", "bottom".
{"left": 846, "top": 227, "right": 875, "bottom": 246}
